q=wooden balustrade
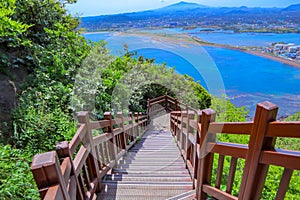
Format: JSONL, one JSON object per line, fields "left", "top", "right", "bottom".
{"left": 31, "top": 112, "right": 148, "bottom": 200}
{"left": 168, "top": 98, "right": 300, "bottom": 200}
{"left": 31, "top": 95, "right": 300, "bottom": 200}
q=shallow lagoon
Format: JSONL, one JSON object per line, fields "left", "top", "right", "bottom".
{"left": 83, "top": 32, "right": 300, "bottom": 118}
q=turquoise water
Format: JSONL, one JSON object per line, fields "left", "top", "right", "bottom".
{"left": 136, "top": 28, "right": 300, "bottom": 47}
{"left": 187, "top": 31, "right": 300, "bottom": 47}
{"left": 83, "top": 32, "right": 300, "bottom": 118}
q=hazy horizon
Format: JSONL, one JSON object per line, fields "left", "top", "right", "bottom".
{"left": 67, "top": 0, "right": 300, "bottom": 17}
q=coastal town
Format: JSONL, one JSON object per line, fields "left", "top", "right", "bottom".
{"left": 264, "top": 43, "right": 300, "bottom": 62}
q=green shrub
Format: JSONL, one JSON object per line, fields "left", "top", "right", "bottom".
{"left": 0, "top": 145, "right": 39, "bottom": 200}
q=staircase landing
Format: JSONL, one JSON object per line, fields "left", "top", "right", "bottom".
{"left": 97, "top": 130, "right": 195, "bottom": 199}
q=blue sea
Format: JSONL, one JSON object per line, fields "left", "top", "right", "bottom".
{"left": 136, "top": 28, "right": 300, "bottom": 46}
{"left": 83, "top": 31, "right": 300, "bottom": 118}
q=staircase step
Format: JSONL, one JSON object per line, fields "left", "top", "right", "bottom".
{"left": 98, "top": 188, "right": 192, "bottom": 200}
{"left": 165, "top": 190, "right": 196, "bottom": 200}
{"left": 119, "top": 160, "right": 184, "bottom": 164}
{"left": 97, "top": 129, "right": 194, "bottom": 199}
{"left": 105, "top": 174, "right": 192, "bottom": 182}
{"left": 114, "top": 166, "right": 187, "bottom": 171}
{"left": 116, "top": 163, "right": 186, "bottom": 167}
{"left": 103, "top": 180, "right": 192, "bottom": 185}
{"left": 105, "top": 173, "right": 191, "bottom": 178}
{"left": 102, "top": 183, "right": 193, "bottom": 190}
{"left": 113, "top": 169, "right": 190, "bottom": 175}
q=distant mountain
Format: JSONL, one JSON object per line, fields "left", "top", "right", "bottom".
{"left": 283, "top": 4, "right": 300, "bottom": 11}
{"left": 79, "top": 2, "right": 300, "bottom": 32}
{"left": 156, "top": 1, "right": 209, "bottom": 11}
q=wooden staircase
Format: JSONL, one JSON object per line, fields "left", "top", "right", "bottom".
{"left": 30, "top": 95, "right": 300, "bottom": 200}
{"left": 98, "top": 130, "right": 195, "bottom": 199}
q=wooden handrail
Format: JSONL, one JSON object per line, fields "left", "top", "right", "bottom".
{"left": 169, "top": 97, "right": 300, "bottom": 200}
{"left": 31, "top": 111, "right": 148, "bottom": 200}
{"left": 31, "top": 95, "right": 300, "bottom": 200}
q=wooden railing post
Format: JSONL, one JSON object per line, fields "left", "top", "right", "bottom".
{"left": 165, "top": 93, "right": 168, "bottom": 110}
{"left": 147, "top": 98, "right": 150, "bottom": 120}
{"left": 117, "top": 112, "right": 126, "bottom": 150}
{"left": 186, "top": 110, "right": 195, "bottom": 167}
{"left": 238, "top": 102, "right": 278, "bottom": 200}
{"left": 104, "top": 112, "right": 117, "bottom": 161}
{"left": 196, "top": 108, "right": 216, "bottom": 200}
{"left": 56, "top": 141, "right": 85, "bottom": 200}
{"left": 134, "top": 112, "right": 139, "bottom": 137}
{"left": 175, "top": 98, "right": 179, "bottom": 111}
{"left": 31, "top": 151, "right": 71, "bottom": 200}
{"left": 77, "top": 111, "right": 102, "bottom": 193}
{"left": 139, "top": 112, "right": 144, "bottom": 134}
{"left": 128, "top": 112, "right": 134, "bottom": 142}
{"left": 180, "top": 110, "right": 186, "bottom": 155}
{"left": 194, "top": 110, "right": 202, "bottom": 182}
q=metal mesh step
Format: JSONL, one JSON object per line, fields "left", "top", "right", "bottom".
{"left": 105, "top": 175, "right": 192, "bottom": 182}
{"left": 96, "top": 130, "right": 193, "bottom": 200}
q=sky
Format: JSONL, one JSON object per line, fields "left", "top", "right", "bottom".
{"left": 66, "top": 0, "right": 300, "bottom": 17}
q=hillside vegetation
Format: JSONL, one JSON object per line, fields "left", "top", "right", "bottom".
{"left": 0, "top": 0, "right": 298, "bottom": 199}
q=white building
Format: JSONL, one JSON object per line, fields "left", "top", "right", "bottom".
{"left": 288, "top": 45, "right": 300, "bottom": 53}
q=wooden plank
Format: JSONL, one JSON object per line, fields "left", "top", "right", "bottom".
{"left": 77, "top": 111, "right": 102, "bottom": 194}
{"left": 260, "top": 149, "right": 300, "bottom": 170}
{"left": 103, "top": 142, "right": 110, "bottom": 164}
{"left": 98, "top": 143, "right": 105, "bottom": 168}
{"left": 150, "top": 99, "right": 165, "bottom": 105}
{"left": 167, "top": 98, "right": 175, "bottom": 104}
{"left": 275, "top": 168, "right": 293, "bottom": 200}
{"left": 82, "top": 163, "right": 91, "bottom": 189}
{"left": 113, "top": 128, "right": 124, "bottom": 136}
{"left": 55, "top": 142, "right": 84, "bottom": 200}
{"left": 123, "top": 117, "right": 131, "bottom": 122}
{"left": 90, "top": 120, "right": 110, "bottom": 130}
{"left": 149, "top": 95, "right": 164, "bottom": 103}
{"left": 93, "top": 133, "right": 112, "bottom": 146}
{"left": 69, "top": 124, "right": 86, "bottom": 155}
{"left": 189, "top": 133, "right": 196, "bottom": 145}
{"left": 190, "top": 120, "right": 198, "bottom": 130}
{"left": 74, "top": 146, "right": 90, "bottom": 176}
{"left": 226, "top": 157, "right": 238, "bottom": 194}
{"left": 209, "top": 122, "right": 252, "bottom": 135}
{"left": 196, "top": 108, "right": 216, "bottom": 200}
{"left": 123, "top": 124, "right": 131, "bottom": 132}
{"left": 203, "top": 184, "right": 238, "bottom": 200}
{"left": 113, "top": 118, "right": 123, "bottom": 125}
{"left": 68, "top": 176, "right": 77, "bottom": 200}
{"left": 208, "top": 142, "right": 248, "bottom": 159}
{"left": 61, "top": 158, "right": 72, "bottom": 187}
{"left": 167, "top": 95, "right": 176, "bottom": 101}
{"left": 216, "top": 155, "right": 225, "bottom": 189}
{"left": 266, "top": 121, "right": 300, "bottom": 138}
{"left": 44, "top": 185, "right": 64, "bottom": 200}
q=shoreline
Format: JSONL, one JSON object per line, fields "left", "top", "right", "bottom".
{"left": 192, "top": 39, "right": 300, "bottom": 69}
{"left": 83, "top": 31, "right": 300, "bottom": 69}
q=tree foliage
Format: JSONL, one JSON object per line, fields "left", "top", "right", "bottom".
{"left": 0, "top": 0, "right": 89, "bottom": 198}
{"left": 2, "top": 1, "right": 288, "bottom": 200}
{"left": 72, "top": 43, "right": 212, "bottom": 119}
{"left": 0, "top": 145, "right": 39, "bottom": 200}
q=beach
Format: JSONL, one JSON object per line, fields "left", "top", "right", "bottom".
{"left": 84, "top": 31, "right": 300, "bottom": 69}
{"left": 190, "top": 37, "right": 300, "bottom": 69}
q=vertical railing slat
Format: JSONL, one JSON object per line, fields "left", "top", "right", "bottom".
{"left": 238, "top": 102, "right": 278, "bottom": 200}
{"left": 215, "top": 154, "right": 225, "bottom": 189}
{"left": 226, "top": 157, "right": 238, "bottom": 194}
{"left": 275, "top": 168, "right": 293, "bottom": 200}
